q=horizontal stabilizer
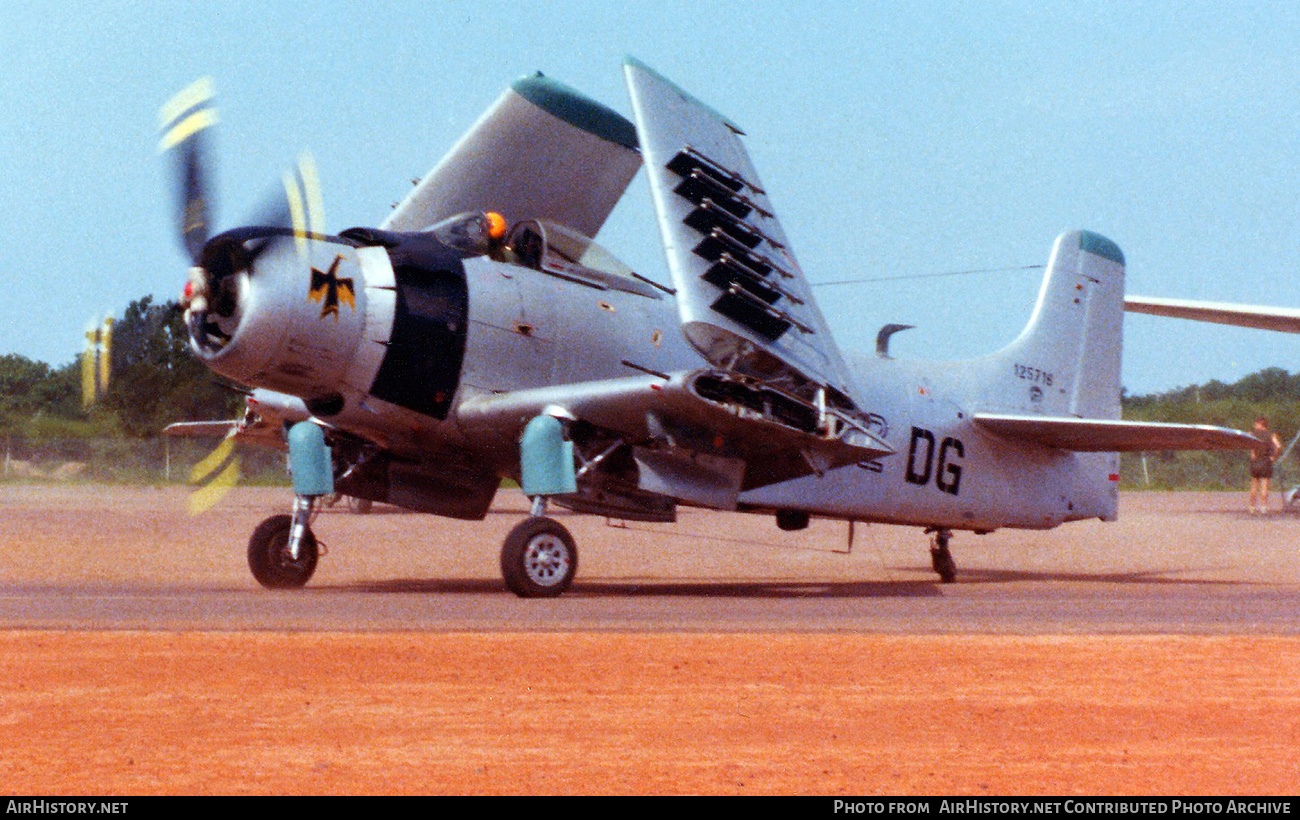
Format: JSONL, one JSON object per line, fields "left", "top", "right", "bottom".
{"left": 163, "top": 389, "right": 308, "bottom": 451}
{"left": 973, "top": 413, "right": 1258, "bottom": 452}
{"left": 165, "top": 418, "right": 288, "bottom": 451}
{"left": 1125, "top": 295, "right": 1300, "bottom": 334}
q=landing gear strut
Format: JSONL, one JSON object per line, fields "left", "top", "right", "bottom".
{"left": 500, "top": 497, "right": 578, "bottom": 598}
{"left": 928, "top": 527, "right": 957, "bottom": 583}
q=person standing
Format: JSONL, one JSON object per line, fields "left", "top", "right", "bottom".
{"left": 1249, "top": 416, "right": 1283, "bottom": 514}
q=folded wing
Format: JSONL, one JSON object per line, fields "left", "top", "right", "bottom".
{"left": 623, "top": 58, "right": 856, "bottom": 411}
{"left": 457, "top": 370, "right": 892, "bottom": 512}
{"left": 382, "top": 73, "right": 641, "bottom": 237}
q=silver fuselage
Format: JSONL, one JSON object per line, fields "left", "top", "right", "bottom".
{"left": 194, "top": 233, "right": 1117, "bottom": 533}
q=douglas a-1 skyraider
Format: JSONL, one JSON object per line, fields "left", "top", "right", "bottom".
{"left": 160, "top": 60, "right": 1256, "bottom": 597}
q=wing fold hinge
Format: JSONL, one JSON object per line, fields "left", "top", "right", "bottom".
{"left": 689, "top": 370, "right": 892, "bottom": 462}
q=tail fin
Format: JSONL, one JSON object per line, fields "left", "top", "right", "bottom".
{"left": 988, "top": 230, "right": 1125, "bottom": 420}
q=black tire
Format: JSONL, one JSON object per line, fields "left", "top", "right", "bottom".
{"left": 248, "top": 514, "right": 319, "bottom": 589}
{"left": 500, "top": 517, "right": 577, "bottom": 598}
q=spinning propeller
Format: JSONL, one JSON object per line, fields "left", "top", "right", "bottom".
{"left": 159, "top": 78, "right": 329, "bottom": 514}
{"left": 80, "top": 316, "right": 113, "bottom": 410}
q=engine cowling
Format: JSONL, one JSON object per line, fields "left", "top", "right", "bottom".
{"left": 182, "top": 229, "right": 386, "bottom": 408}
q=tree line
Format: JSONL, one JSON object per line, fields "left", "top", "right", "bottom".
{"left": 1119, "top": 367, "right": 1300, "bottom": 490}
{"left": 1, "top": 296, "right": 241, "bottom": 441}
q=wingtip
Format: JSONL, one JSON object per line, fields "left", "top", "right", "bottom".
{"left": 511, "top": 71, "right": 637, "bottom": 151}
{"left": 621, "top": 58, "right": 745, "bottom": 135}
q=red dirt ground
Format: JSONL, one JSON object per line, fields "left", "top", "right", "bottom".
{"left": 2, "top": 485, "right": 1298, "bottom": 794}
{"left": 1, "top": 631, "right": 1296, "bottom": 795}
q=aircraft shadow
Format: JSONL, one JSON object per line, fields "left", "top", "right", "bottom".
{"left": 932, "top": 566, "right": 1247, "bottom": 586}
{"left": 322, "top": 577, "right": 942, "bottom": 599}
{"left": 318, "top": 566, "right": 1248, "bottom": 598}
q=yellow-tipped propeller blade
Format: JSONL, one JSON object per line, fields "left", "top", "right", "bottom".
{"left": 283, "top": 151, "right": 324, "bottom": 257}
{"left": 187, "top": 434, "right": 241, "bottom": 516}
{"left": 80, "top": 316, "right": 113, "bottom": 409}
{"left": 158, "top": 77, "right": 217, "bottom": 152}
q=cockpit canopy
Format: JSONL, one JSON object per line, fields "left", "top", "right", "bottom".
{"left": 430, "top": 212, "right": 664, "bottom": 299}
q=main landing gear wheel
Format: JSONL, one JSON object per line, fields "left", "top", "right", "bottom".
{"left": 501, "top": 517, "right": 577, "bottom": 598}
{"left": 248, "top": 513, "right": 319, "bottom": 589}
{"left": 929, "top": 528, "right": 957, "bottom": 584}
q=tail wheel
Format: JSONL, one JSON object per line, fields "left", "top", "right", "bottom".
{"left": 501, "top": 517, "right": 577, "bottom": 598}
{"left": 248, "top": 513, "right": 318, "bottom": 589}
{"left": 929, "top": 529, "right": 957, "bottom": 584}
{"left": 930, "top": 547, "right": 957, "bottom": 583}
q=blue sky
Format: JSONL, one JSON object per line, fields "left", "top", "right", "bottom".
{"left": 3, "top": 1, "right": 1298, "bottom": 395}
